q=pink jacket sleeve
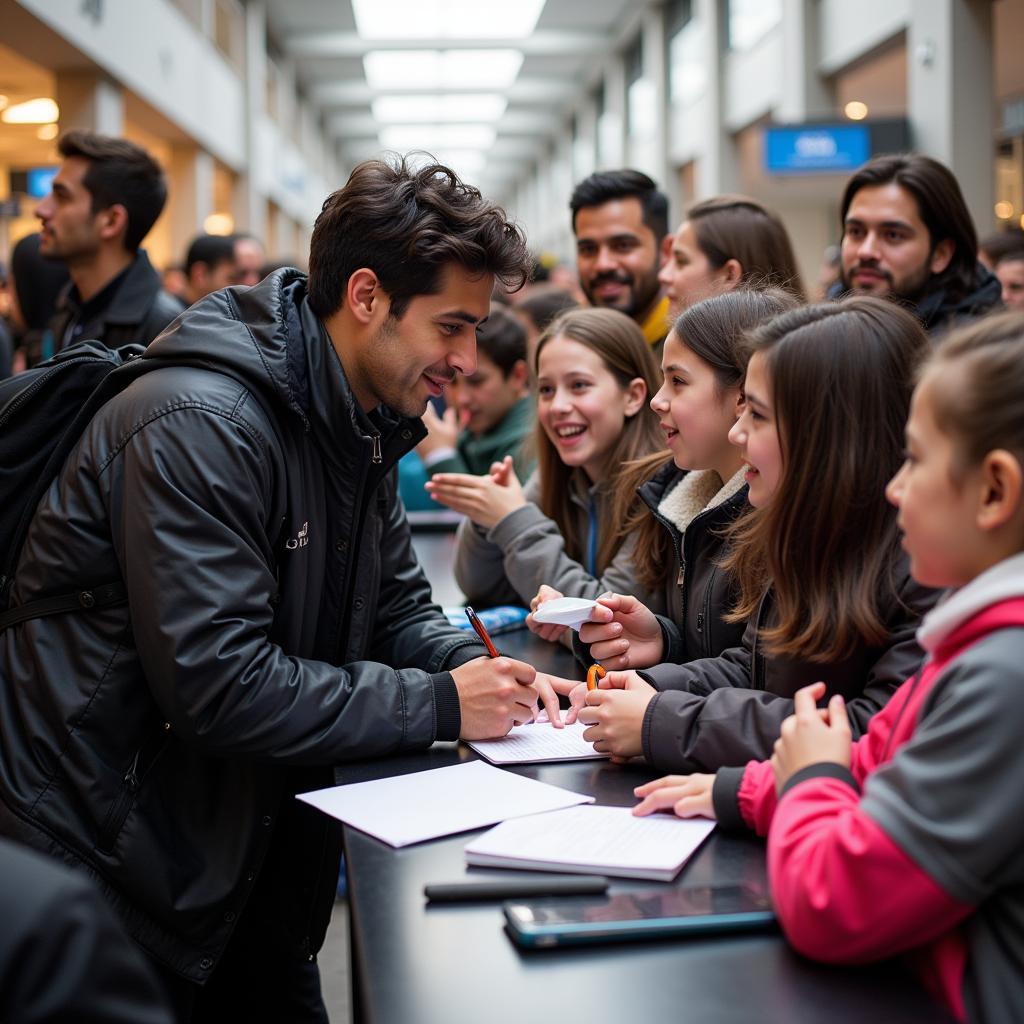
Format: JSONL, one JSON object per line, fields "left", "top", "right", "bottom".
{"left": 736, "top": 668, "right": 927, "bottom": 835}
{"left": 767, "top": 777, "right": 972, "bottom": 963}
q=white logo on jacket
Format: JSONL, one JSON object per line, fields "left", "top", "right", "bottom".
{"left": 285, "top": 521, "right": 309, "bottom": 550}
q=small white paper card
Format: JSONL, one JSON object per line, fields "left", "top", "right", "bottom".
{"left": 467, "top": 721, "right": 607, "bottom": 764}
{"left": 530, "top": 596, "right": 600, "bottom": 631}
{"left": 297, "top": 760, "right": 594, "bottom": 847}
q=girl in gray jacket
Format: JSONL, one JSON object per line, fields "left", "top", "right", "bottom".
{"left": 427, "top": 308, "right": 664, "bottom": 615}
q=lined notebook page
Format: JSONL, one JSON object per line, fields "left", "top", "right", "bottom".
{"left": 467, "top": 721, "right": 607, "bottom": 764}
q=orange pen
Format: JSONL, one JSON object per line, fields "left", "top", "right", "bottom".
{"left": 586, "top": 663, "right": 605, "bottom": 691}
{"left": 465, "top": 606, "right": 501, "bottom": 659}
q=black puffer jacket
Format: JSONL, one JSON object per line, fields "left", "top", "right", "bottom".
{"left": 639, "top": 552, "right": 939, "bottom": 773}
{"left": 0, "top": 270, "right": 484, "bottom": 981}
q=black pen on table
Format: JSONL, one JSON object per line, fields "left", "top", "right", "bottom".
{"left": 465, "top": 606, "right": 501, "bottom": 659}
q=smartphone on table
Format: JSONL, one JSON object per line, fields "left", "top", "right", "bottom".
{"left": 503, "top": 884, "right": 775, "bottom": 949}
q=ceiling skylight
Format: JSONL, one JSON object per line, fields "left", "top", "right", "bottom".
{"left": 363, "top": 50, "right": 524, "bottom": 90}
{"left": 372, "top": 95, "right": 507, "bottom": 123}
{"left": 353, "top": 0, "right": 546, "bottom": 40}
{"left": 379, "top": 124, "right": 497, "bottom": 150}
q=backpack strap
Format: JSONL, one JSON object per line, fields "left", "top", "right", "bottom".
{"left": 0, "top": 581, "right": 127, "bottom": 632}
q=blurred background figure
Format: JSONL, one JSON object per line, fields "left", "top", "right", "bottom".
{"left": 978, "top": 227, "right": 1024, "bottom": 270}
{"left": 511, "top": 286, "right": 579, "bottom": 371}
{"left": 994, "top": 249, "right": 1024, "bottom": 309}
{"left": 815, "top": 244, "right": 842, "bottom": 301}
{"left": 659, "top": 195, "right": 805, "bottom": 318}
{"left": 7, "top": 232, "right": 70, "bottom": 370}
{"left": 233, "top": 232, "right": 266, "bottom": 286}
{"left": 184, "top": 232, "right": 238, "bottom": 305}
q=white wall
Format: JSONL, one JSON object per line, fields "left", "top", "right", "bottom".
{"left": 19, "top": 0, "right": 246, "bottom": 168}
{"left": 818, "top": 0, "right": 911, "bottom": 74}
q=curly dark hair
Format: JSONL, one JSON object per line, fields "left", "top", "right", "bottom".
{"left": 308, "top": 155, "right": 530, "bottom": 320}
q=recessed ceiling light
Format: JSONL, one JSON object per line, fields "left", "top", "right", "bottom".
{"left": 203, "top": 212, "right": 235, "bottom": 235}
{"left": 1, "top": 98, "right": 59, "bottom": 124}
{"left": 372, "top": 95, "right": 507, "bottom": 123}
{"left": 379, "top": 124, "right": 497, "bottom": 150}
{"left": 353, "top": 0, "right": 545, "bottom": 39}
{"left": 844, "top": 100, "right": 868, "bottom": 121}
{"left": 36, "top": 123, "right": 59, "bottom": 140}
{"left": 364, "top": 50, "right": 524, "bottom": 90}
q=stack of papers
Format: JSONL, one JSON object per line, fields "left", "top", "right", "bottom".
{"left": 465, "top": 805, "right": 716, "bottom": 881}
{"left": 297, "top": 760, "right": 593, "bottom": 847}
{"left": 466, "top": 721, "right": 607, "bottom": 764}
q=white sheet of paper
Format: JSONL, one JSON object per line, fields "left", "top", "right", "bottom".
{"left": 466, "top": 721, "right": 608, "bottom": 764}
{"left": 465, "top": 805, "right": 716, "bottom": 881}
{"left": 297, "top": 760, "right": 594, "bottom": 847}
{"left": 530, "top": 596, "right": 600, "bottom": 631}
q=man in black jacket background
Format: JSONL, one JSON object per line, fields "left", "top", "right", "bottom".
{"left": 0, "top": 157, "right": 538, "bottom": 1021}
{"left": 33, "top": 130, "right": 183, "bottom": 362}
{"left": 833, "top": 152, "right": 1002, "bottom": 334}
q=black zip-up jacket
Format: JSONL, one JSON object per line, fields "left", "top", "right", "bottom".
{"left": 574, "top": 464, "right": 749, "bottom": 668}
{"left": 638, "top": 463, "right": 749, "bottom": 662}
{"left": 827, "top": 264, "right": 1002, "bottom": 338}
{"left": 47, "top": 249, "right": 183, "bottom": 360}
{"left": 0, "top": 270, "right": 484, "bottom": 982}
{"left": 639, "top": 551, "right": 939, "bottom": 773}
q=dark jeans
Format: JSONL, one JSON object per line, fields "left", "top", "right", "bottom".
{"left": 151, "top": 924, "right": 329, "bottom": 1024}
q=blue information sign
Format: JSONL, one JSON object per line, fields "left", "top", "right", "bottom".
{"left": 764, "top": 125, "right": 871, "bottom": 174}
{"left": 26, "top": 166, "right": 59, "bottom": 198}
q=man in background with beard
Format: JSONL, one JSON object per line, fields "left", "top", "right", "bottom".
{"left": 834, "top": 153, "right": 1001, "bottom": 334}
{"left": 569, "top": 169, "right": 672, "bottom": 355}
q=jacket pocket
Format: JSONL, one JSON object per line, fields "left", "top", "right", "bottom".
{"left": 96, "top": 728, "right": 169, "bottom": 853}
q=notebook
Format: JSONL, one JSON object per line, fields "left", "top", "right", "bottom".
{"left": 465, "top": 804, "right": 716, "bottom": 881}
{"left": 466, "top": 720, "right": 607, "bottom": 764}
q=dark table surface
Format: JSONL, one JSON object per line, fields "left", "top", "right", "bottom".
{"left": 348, "top": 533, "right": 950, "bottom": 1023}
{"left": 339, "top": 642, "right": 948, "bottom": 1024}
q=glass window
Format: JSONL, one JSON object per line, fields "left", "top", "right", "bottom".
{"left": 728, "top": 0, "right": 781, "bottom": 52}
{"left": 669, "top": 18, "right": 705, "bottom": 105}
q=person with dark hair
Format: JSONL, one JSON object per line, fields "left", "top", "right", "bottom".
{"left": 232, "top": 232, "right": 266, "bottom": 287}
{"left": 416, "top": 307, "right": 533, "bottom": 478}
{"left": 0, "top": 156, "right": 542, "bottom": 1021}
{"left": 184, "top": 232, "right": 239, "bottom": 305}
{"left": 977, "top": 226, "right": 1024, "bottom": 270}
{"left": 430, "top": 308, "right": 665, "bottom": 619}
{"left": 570, "top": 168, "right": 673, "bottom": 353}
{"left": 994, "top": 249, "right": 1024, "bottom": 310}
{"left": 0, "top": 837, "right": 174, "bottom": 1024}
{"left": 659, "top": 194, "right": 806, "bottom": 319}
{"left": 34, "top": 131, "right": 182, "bottom": 359}
{"left": 835, "top": 153, "right": 1001, "bottom": 334}
{"left": 8, "top": 231, "right": 71, "bottom": 367}
{"left": 512, "top": 285, "right": 579, "bottom": 369}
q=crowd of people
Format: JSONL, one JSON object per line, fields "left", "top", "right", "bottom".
{"left": 0, "top": 128, "right": 1022, "bottom": 1024}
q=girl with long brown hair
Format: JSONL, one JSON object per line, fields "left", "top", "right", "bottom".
{"left": 572, "top": 297, "right": 940, "bottom": 772}
{"left": 427, "top": 308, "right": 664, "bottom": 615}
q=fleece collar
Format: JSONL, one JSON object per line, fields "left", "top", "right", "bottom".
{"left": 657, "top": 466, "right": 747, "bottom": 534}
{"left": 917, "top": 552, "right": 1024, "bottom": 653}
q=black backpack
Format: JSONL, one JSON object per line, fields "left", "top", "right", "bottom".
{"left": 0, "top": 340, "right": 155, "bottom": 631}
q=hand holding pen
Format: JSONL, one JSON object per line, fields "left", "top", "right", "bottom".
{"left": 463, "top": 607, "right": 567, "bottom": 728}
